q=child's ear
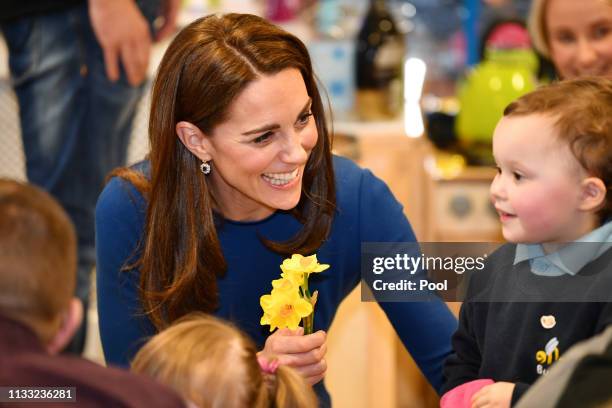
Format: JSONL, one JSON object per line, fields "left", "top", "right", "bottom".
{"left": 579, "top": 177, "right": 607, "bottom": 212}
{"left": 46, "top": 298, "right": 83, "bottom": 355}
{"left": 176, "top": 121, "right": 214, "bottom": 162}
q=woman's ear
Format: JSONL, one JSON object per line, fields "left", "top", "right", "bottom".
{"left": 579, "top": 177, "right": 607, "bottom": 212}
{"left": 176, "top": 121, "right": 213, "bottom": 162}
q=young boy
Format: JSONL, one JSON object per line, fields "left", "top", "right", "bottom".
{"left": 0, "top": 179, "right": 185, "bottom": 407}
{"left": 441, "top": 77, "right": 612, "bottom": 408}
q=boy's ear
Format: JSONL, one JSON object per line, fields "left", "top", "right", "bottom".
{"left": 176, "top": 121, "right": 213, "bottom": 162}
{"left": 46, "top": 298, "right": 83, "bottom": 355}
{"left": 579, "top": 177, "right": 607, "bottom": 212}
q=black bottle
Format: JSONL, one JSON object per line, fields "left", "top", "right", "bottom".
{"left": 355, "top": 0, "right": 404, "bottom": 120}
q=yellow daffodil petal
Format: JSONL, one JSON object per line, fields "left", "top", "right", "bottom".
{"left": 260, "top": 287, "right": 312, "bottom": 331}
{"left": 271, "top": 277, "right": 296, "bottom": 293}
{"left": 294, "top": 297, "right": 313, "bottom": 317}
{"left": 280, "top": 253, "right": 329, "bottom": 275}
{"left": 280, "top": 270, "right": 304, "bottom": 286}
{"left": 260, "top": 313, "right": 271, "bottom": 325}
{"left": 299, "top": 255, "right": 316, "bottom": 268}
{"left": 313, "top": 264, "right": 330, "bottom": 273}
{"left": 260, "top": 294, "right": 275, "bottom": 310}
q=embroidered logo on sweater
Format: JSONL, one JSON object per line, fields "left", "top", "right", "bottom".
{"left": 535, "top": 337, "right": 560, "bottom": 375}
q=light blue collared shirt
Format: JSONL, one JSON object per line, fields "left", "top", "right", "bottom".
{"left": 514, "top": 221, "right": 612, "bottom": 276}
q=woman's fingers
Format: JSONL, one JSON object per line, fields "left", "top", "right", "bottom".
{"left": 265, "top": 330, "right": 326, "bottom": 354}
{"left": 306, "top": 373, "right": 325, "bottom": 385}
{"left": 293, "top": 358, "right": 327, "bottom": 377}
{"left": 277, "top": 343, "right": 327, "bottom": 366}
{"left": 261, "top": 329, "right": 328, "bottom": 384}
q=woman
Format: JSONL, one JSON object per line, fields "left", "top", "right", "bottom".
{"left": 95, "top": 13, "right": 457, "bottom": 405}
{"left": 529, "top": 0, "right": 612, "bottom": 79}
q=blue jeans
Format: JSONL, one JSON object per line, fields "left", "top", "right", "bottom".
{"left": 1, "top": 1, "right": 159, "bottom": 352}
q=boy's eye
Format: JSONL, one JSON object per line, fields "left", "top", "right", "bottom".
{"left": 494, "top": 166, "right": 502, "bottom": 174}
{"left": 297, "top": 112, "right": 313, "bottom": 126}
{"left": 253, "top": 132, "right": 272, "bottom": 144}
{"left": 513, "top": 172, "right": 523, "bottom": 181}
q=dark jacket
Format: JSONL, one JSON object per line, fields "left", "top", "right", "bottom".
{"left": 0, "top": 314, "right": 186, "bottom": 408}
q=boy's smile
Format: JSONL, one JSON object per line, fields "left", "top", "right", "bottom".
{"left": 490, "top": 114, "right": 598, "bottom": 247}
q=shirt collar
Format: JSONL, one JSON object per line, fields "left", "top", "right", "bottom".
{"left": 513, "top": 220, "right": 612, "bottom": 276}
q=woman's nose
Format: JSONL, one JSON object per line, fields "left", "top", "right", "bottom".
{"left": 576, "top": 38, "right": 598, "bottom": 69}
{"left": 281, "top": 132, "right": 308, "bottom": 164}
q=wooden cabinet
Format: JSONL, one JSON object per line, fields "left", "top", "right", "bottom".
{"left": 327, "top": 122, "right": 437, "bottom": 408}
{"left": 424, "top": 166, "right": 502, "bottom": 242}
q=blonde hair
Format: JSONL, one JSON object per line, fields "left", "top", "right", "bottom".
{"left": 504, "top": 77, "right": 612, "bottom": 222}
{"left": 0, "top": 179, "right": 76, "bottom": 342}
{"left": 131, "top": 313, "right": 318, "bottom": 408}
{"left": 527, "top": 0, "right": 551, "bottom": 58}
{"left": 528, "top": 0, "right": 612, "bottom": 58}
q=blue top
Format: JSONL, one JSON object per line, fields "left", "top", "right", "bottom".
{"left": 96, "top": 155, "right": 457, "bottom": 404}
{"left": 514, "top": 220, "right": 612, "bottom": 277}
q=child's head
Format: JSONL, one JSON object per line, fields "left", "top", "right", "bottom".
{"left": 490, "top": 77, "right": 611, "bottom": 245}
{"left": 0, "top": 179, "right": 82, "bottom": 351}
{"left": 131, "top": 313, "right": 318, "bottom": 408}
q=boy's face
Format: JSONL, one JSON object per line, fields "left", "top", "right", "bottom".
{"left": 490, "top": 114, "right": 592, "bottom": 244}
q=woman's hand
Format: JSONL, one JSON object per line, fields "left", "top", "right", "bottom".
{"left": 261, "top": 327, "right": 327, "bottom": 385}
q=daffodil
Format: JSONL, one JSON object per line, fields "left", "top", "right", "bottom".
{"left": 280, "top": 254, "right": 330, "bottom": 286}
{"left": 260, "top": 288, "right": 313, "bottom": 332}
{"left": 281, "top": 254, "right": 330, "bottom": 274}
{"left": 261, "top": 253, "right": 329, "bottom": 334}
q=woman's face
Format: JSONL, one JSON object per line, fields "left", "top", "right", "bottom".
{"left": 546, "top": 0, "right": 612, "bottom": 79}
{"left": 204, "top": 68, "right": 318, "bottom": 222}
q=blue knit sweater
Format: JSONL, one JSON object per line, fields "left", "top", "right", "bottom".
{"left": 95, "top": 155, "right": 457, "bottom": 405}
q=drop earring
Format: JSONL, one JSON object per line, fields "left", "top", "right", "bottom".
{"left": 200, "top": 161, "right": 211, "bottom": 175}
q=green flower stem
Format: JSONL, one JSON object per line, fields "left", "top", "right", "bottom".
{"left": 303, "top": 313, "right": 314, "bottom": 335}
{"left": 301, "top": 273, "right": 314, "bottom": 335}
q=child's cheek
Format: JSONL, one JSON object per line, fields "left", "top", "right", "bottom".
{"left": 513, "top": 191, "right": 554, "bottom": 231}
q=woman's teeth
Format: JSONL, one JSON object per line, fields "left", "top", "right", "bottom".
{"left": 262, "top": 169, "right": 299, "bottom": 186}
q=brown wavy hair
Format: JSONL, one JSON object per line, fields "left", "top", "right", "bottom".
{"left": 504, "top": 77, "right": 612, "bottom": 223}
{"left": 112, "top": 14, "right": 336, "bottom": 330}
{"left": 131, "top": 313, "right": 318, "bottom": 408}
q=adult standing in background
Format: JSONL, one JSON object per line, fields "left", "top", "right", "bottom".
{"left": 528, "top": 0, "right": 612, "bottom": 79}
{"left": 0, "top": 0, "right": 179, "bottom": 353}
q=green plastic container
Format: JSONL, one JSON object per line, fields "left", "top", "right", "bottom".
{"left": 456, "top": 49, "right": 538, "bottom": 144}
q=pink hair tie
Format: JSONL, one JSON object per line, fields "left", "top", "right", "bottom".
{"left": 257, "top": 355, "right": 280, "bottom": 375}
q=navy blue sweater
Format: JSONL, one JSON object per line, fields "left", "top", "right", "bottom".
{"left": 443, "top": 244, "right": 612, "bottom": 405}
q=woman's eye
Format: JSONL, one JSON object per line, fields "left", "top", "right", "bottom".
{"left": 554, "top": 31, "right": 575, "bottom": 44}
{"left": 297, "top": 112, "right": 313, "bottom": 126}
{"left": 253, "top": 132, "right": 272, "bottom": 144}
{"left": 593, "top": 25, "right": 611, "bottom": 39}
